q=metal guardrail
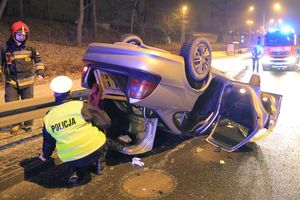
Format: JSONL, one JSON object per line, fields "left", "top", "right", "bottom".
{"left": 0, "top": 89, "right": 90, "bottom": 127}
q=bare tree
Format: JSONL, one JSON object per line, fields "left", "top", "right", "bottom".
{"left": 158, "top": 10, "right": 180, "bottom": 43}
{"left": 77, "top": 0, "right": 84, "bottom": 46}
{"left": 19, "top": 0, "right": 24, "bottom": 19}
{"left": 0, "top": 0, "right": 8, "bottom": 21}
{"left": 92, "top": 0, "right": 97, "bottom": 38}
{"left": 135, "top": 0, "right": 147, "bottom": 38}
{"left": 210, "top": 0, "right": 245, "bottom": 42}
{"left": 47, "top": 0, "right": 53, "bottom": 24}
{"left": 130, "top": 0, "right": 138, "bottom": 33}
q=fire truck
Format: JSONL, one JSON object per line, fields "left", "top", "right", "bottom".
{"left": 262, "top": 27, "right": 300, "bottom": 71}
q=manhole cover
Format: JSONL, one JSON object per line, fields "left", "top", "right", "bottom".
{"left": 121, "top": 169, "right": 176, "bottom": 198}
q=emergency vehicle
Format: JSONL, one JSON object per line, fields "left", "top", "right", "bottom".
{"left": 262, "top": 27, "right": 300, "bottom": 71}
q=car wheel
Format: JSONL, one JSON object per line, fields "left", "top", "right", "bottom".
{"left": 180, "top": 37, "right": 212, "bottom": 88}
{"left": 120, "top": 33, "right": 143, "bottom": 46}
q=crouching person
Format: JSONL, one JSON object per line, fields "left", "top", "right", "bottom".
{"left": 38, "top": 76, "right": 111, "bottom": 185}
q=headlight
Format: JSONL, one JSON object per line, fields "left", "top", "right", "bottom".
{"left": 286, "top": 56, "right": 297, "bottom": 64}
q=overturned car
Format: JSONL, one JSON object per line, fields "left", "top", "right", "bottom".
{"left": 81, "top": 34, "right": 282, "bottom": 154}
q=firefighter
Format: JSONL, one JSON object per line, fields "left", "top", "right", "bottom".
{"left": 39, "top": 76, "right": 111, "bottom": 185}
{"left": 0, "top": 21, "right": 45, "bottom": 133}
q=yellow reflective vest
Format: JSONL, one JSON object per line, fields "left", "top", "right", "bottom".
{"left": 44, "top": 101, "right": 106, "bottom": 162}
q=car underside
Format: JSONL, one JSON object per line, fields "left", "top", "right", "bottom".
{"left": 81, "top": 34, "right": 282, "bottom": 154}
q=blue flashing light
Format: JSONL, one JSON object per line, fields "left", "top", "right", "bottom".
{"left": 268, "top": 28, "right": 277, "bottom": 33}
{"left": 267, "top": 26, "right": 295, "bottom": 34}
{"left": 281, "top": 26, "right": 295, "bottom": 34}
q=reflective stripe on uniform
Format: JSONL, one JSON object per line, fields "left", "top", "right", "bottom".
{"left": 44, "top": 101, "right": 106, "bottom": 162}
{"left": 11, "top": 51, "right": 31, "bottom": 60}
{"left": 34, "top": 62, "right": 44, "bottom": 70}
{"left": 36, "top": 65, "right": 44, "bottom": 70}
{"left": 6, "top": 76, "right": 34, "bottom": 87}
{"left": 13, "top": 54, "right": 31, "bottom": 59}
{"left": 13, "top": 50, "right": 31, "bottom": 55}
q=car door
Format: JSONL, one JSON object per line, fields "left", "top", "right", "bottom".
{"left": 206, "top": 81, "right": 282, "bottom": 152}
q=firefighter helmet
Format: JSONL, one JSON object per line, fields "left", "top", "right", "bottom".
{"left": 11, "top": 21, "right": 29, "bottom": 35}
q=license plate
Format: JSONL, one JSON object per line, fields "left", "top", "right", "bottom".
{"left": 272, "top": 65, "right": 287, "bottom": 68}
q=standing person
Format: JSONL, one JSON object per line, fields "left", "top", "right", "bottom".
{"left": 252, "top": 38, "right": 263, "bottom": 73}
{"left": 0, "top": 21, "right": 45, "bottom": 133}
{"left": 39, "top": 76, "right": 111, "bottom": 185}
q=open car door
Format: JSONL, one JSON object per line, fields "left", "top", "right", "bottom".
{"left": 206, "top": 80, "right": 282, "bottom": 152}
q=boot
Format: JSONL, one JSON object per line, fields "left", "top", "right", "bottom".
{"left": 96, "top": 160, "right": 104, "bottom": 176}
{"left": 21, "top": 124, "right": 32, "bottom": 132}
{"left": 68, "top": 171, "right": 79, "bottom": 185}
{"left": 10, "top": 125, "right": 20, "bottom": 134}
{"left": 22, "top": 121, "right": 33, "bottom": 132}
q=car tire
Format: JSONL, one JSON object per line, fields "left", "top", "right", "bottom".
{"left": 180, "top": 37, "right": 212, "bottom": 88}
{"left": 120, "top": 33, "right": 143, "bottom": 46}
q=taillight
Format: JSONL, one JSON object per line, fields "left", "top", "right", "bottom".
{"left": 81, "top": 65, "right": 89, "bottom": 81}
{"left": 82, "top": 61, "right": 91, "bottom": 79}
{"left": 127, "top": 77, "right": 160, "bottom": 99}
{"left": 83, "top": 66, "right": 89, "bottom": 72}
{"left": 81, "top": 63, "right": 92, "bottom": 88}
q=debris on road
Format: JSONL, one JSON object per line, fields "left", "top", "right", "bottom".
{"left": 195, "top": 147, "right": 205, "bottom": 153}
{"left": 214, "top": 146, "right": 221, "bottom": 152}
{"left": 132, "top": 157, "right": 145, "bottom": 167}
{"left": 220, "top": 160, "right": 225, "bottom": 165}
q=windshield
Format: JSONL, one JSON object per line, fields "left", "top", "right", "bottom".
{"left": 264, "top": 31, "right": 294, "bottom": 47}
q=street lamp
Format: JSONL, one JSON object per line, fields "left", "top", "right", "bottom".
{"left": 274, "top": 3, "right": 281, "bottom": 12}
{"left": 246, "top": 20, "right": 254, "bottom": 48}
{"left": 273, "top": 2, "right": 282, "bottom": 28}
{"left": 247, "top": 5, "right": 265, "bottom": 34}
{"left": 181, "top": 6, "right": 187, "bottom": 44}
{"left": 248, "top": 5, "right": 254, "bottom": 12}
{"left": 246, "top": 2, "right": 283, "bottom": 34}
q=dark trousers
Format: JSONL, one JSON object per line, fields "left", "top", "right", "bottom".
{"left": 4, "top": 83, "right": 34, "bottom": 126}
{"left": 252, "top": 58, "right": 259, "bottom": 73}
{"left": 68, "top": 144, "right": 107, "bottom": 171}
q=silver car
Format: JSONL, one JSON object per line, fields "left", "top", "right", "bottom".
{"left": 81, "top": 34, "right": 282, "bottom": 154}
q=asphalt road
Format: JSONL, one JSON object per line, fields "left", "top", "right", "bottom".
{"left": 1, "top": 57, "right": 300, "bottom": 200}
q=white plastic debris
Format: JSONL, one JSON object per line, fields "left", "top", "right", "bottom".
{"left": 220, "top": 160, "right": 225, "bottom": 165}
{"left": 195, "top": 147, "right": 204, "bottom": 153}
{"left": 118, "top": 135, "right": 132, "bottom": 143}
{"left": 132, "top": 157, "right": 144, "bottom": 167}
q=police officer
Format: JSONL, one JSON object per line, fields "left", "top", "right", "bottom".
{"left": 252, "top": 38, "right": 263, "bottom": 73}
{"left": 39, "top": 76, "right": 111, "bottom": 185}
{"left": 0, "top": 21, "right": 45, "bottom": 133}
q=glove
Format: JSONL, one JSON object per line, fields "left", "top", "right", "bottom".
{"left": 36, "top": 75, "right": 44, "bottom": 81}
